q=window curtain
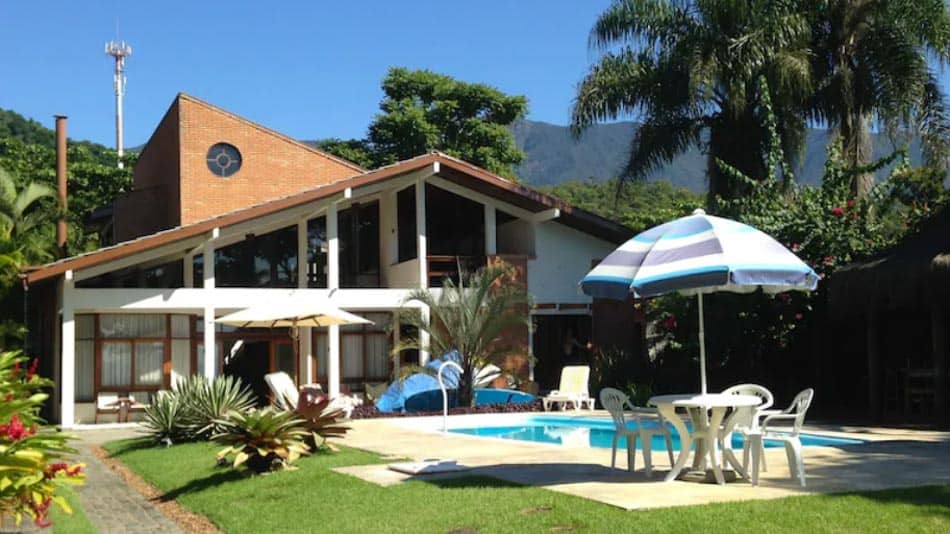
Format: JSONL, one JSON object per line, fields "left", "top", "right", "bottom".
{"left": 99, "top": 314, "right": 166, "bottom": 338}
{"left": 75, "top": 340, "right": 94, "bottom": 401}
{"left": 171, "top": 339, "right": 191, "bottom": 386}
{"left": 365, "top": 333, "right": 389, "bottom": 379}
{"left": 315, "top": 334, "right": 328, "bottom": 380}
{"left": 101, "top": 341, "right": 132, "bottom": 388}
{"left": 135, "top": 342, "right": 164, "bottom": 386}
{"left": 342, "top": 335, "right": 363, "bottom": 379}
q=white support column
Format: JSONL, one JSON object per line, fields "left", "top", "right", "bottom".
{"left": 183, "top": 253, "right": 194, "bottom": 288}
{"left": 298, "top": 219, "right": 313, "bottom": 384}
{"left": 328, "top": 325, "right": 341, "bottom": 397}
{"left": 327, "top": 203, "right": 339, "bottom": 289}
{"left": 418, "top": 304, "right": 430, "bottom": 365}
{"left": 392, "top": 314, "right": 401, "bottom": 377}
{"left": 202, "top": 230, "right": 219, "bottom": 379}
{"left": 60, "top": 270, "right": 75, "bottom": 428}
{"left": 485, "top": 204, "right": 497, "bottom": 256}
{"left": 416, "top": 179, "right": 427, "bottom": 288}
{"left": 326, "top": 204, "right": 341, "bottom": 397}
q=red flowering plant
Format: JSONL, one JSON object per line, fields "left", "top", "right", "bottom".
{"left": 0, "top": 351, "right": 84, "bottom": 528}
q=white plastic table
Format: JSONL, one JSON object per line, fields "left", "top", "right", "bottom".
{"left": 648, "top": 393, "right": 762, "bottom": 485}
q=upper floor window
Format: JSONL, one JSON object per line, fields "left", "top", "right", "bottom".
{"left": 206, "top": 143, "right": 242, "bottom": 177}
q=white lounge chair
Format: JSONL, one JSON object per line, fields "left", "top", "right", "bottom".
{"left": 264, "top": 372, "right": 300, "bottom": 411}
{"left": 719, "top": 383, "right": 775, "bottom": 471}
{"left": 542, "top": 366, "right": 595, "bottom": 411}
{"left": 740, "top": 388, "right": 815, "bottom": 487}
{"left": 599, "top": 388, "right": 675, "bottom": 476}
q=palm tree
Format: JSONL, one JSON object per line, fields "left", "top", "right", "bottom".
{"left": 395, "top": 264, "right": 531, "bottom": 407}
{"left": 572, "top": 0, "right": 812, "bottom": 202}
{"left": 0, "top": 167, "right": 56, "bottom": 285}
{"left": 805, "top": 0, "right": 950, "bottom": 198}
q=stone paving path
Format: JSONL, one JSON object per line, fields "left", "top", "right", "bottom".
{"left": 71, "top": 428, "right": 182, "bottom": 534}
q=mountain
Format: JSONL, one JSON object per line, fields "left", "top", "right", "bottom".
{"left": 511, "top": 119, "right": 925, "bottom": 191}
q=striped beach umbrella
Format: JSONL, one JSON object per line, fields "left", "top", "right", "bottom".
{"left": 581, "top": 209, "right": 818, "bottom": 394}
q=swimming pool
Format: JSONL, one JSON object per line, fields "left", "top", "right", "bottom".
{"left": 449, "top": 415, "right": 864, "bottom": 450}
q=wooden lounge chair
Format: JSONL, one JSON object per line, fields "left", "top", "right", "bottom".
{"left": 542, "top": 366, "right": 595, "bottom": 411}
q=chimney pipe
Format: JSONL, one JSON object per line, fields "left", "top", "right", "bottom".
{"left": 55, "top": 115, "right": 67, "bottom": 256}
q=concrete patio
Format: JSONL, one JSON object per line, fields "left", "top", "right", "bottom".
{"left": 334, "top": 413, "right": 950, "bottom": 510}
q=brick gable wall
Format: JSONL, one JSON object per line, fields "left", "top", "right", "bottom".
{"left": 177, "top": 96, "right": 361, "bottom": 225}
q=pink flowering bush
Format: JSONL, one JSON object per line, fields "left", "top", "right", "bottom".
{"left": 0, "top": 351, "right": 84, "bottom": 528}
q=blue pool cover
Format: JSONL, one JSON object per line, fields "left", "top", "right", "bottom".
{"left": 374, "top": 352, "right": 535, "bottom": 413}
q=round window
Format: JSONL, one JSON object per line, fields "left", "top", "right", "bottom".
{"left": 206, "top": 143, "right": 242, "bottom": 177}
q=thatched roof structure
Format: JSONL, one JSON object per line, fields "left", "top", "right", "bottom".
{"left": 830, "top": 207, "right": 950, "bottom": 316}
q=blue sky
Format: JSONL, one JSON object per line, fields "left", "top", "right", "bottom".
{"left": 1, "top": 1, "right": 948, "bottom": 149}
{"left": 0, "top": 0, "right": 614, "bottom": 147}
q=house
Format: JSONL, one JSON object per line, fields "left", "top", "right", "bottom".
{"left": 23, "top": 94, "right": 636, "bottom": 426}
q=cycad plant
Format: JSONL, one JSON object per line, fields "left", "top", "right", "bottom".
{"left": 395, "top": 263, "right": 531, "bottom": 407}
{"left": 140, "top": 375, "right": 255, "bottom": 444}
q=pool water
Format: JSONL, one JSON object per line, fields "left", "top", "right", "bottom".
{"left": 449, "top": 415, "right": 864, "bottom": 451}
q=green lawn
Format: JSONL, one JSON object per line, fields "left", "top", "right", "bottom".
{"left": 51, "top": 486, "right": 96, "bottom": 534}
{"left": 103, "top": 439, "right": 949, "bottom": 534}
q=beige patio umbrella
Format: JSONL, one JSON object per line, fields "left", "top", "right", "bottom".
{"left": 215, "top": 301, "right": 373, "bottom": 378}
{"left": 215, "top": 301, "right": 372, "bottom": 329}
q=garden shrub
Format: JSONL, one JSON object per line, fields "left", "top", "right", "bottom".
{"left": 0, "top": 351, "right": 84, "bottom": 528}
{"left": 141, "top": 375, "right": 255, "bottom": 444}
{"left": 213, "top": 408, "right": 310, "bottom": 473}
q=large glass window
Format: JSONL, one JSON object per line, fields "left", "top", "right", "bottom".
{"left": 76, "top": 315, "right": 95, "bottom": 401}
{"left": 193, "top": 225, "right": 298, "bottom": 288}
{"left": 96, "top": 314, "right": 168, "bottom": 393}
{"left": 397, "top": 186, "right": 417, "bottom": 263}
{"left": 425, "top": 184, "right": 484, "bottom": 256}
{"left": 313, "top": 312, "right": 391, "bottom": 389}
{"left": 339, "top": 201, "right": 380, "bottom": 288}
{"left": 307, "top": 216, "right": 328, "bottom": 288}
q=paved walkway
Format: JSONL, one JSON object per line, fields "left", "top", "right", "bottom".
{"left": 71, "top": 428, "right": 181, "bottom": 534}
{"left": 338, "top": 412, "right": 950, "bottom": 510}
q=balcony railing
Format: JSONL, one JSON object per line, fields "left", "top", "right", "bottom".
{"left": 426, "top": 255, "right": 527, "bottom": 288}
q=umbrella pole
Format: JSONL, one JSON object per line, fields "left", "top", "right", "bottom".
{"left": 697, "top": 292, "right": 707, "bottom": 395}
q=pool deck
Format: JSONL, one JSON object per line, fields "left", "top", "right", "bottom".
{"left": 334, "top": 412, "right": 950, "bottom": 510}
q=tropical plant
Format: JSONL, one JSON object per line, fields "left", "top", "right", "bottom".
{"left": 395, "top": 263, "right": 531, "bottom": 407}
{"left": 0, "top": 167, "right": 55, "bottom": 285}
{"left": 213, "top": 408, "right": 310, "bottom": 473}
{"left": 804, "top": 0, "right": 950, "bottom": 198}
{"left": 178, "top": 375, "right": 256, "bottom": 441}
{"left": 0, "top": 351, "right": 84, "bottom": 528}
{"left": 294, "top": 396, "right": 349, "bottom": 450}
{"left": 572, "top": 0, "right": 812, "bottom": 201}
{"left": 140, "top": 375, "right": 255, "bottom": 444}
{"left": 141, "top": 392, "right": 189, "bottom": 446}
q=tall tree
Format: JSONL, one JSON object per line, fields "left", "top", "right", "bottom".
{"left": 366, "top": 68, "right": 528, "bottom": 178}
{"left": 805, "top": 0, "right": 950, "bottom": 198}
{"left": 572, "top": 0, "right": 812, "bottom": 202}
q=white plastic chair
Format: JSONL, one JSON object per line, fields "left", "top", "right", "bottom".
{"left": 742, "top": 388, "right": 815, "bottom": 487}
{"left": 719, "top": 383, "right": 775, "bottom": 471}
{"left": 264, "top": 372, "right": 300, "bottom": 411}
{"left": 599, "top": 388, "right": 675, "bottom": 476}
{"left": 542, "top": 366, "right": 595, "bottom": 411}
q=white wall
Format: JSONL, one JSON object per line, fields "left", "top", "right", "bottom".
{"left": 528, "top": 221, "right": 617, "bottom": 304}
